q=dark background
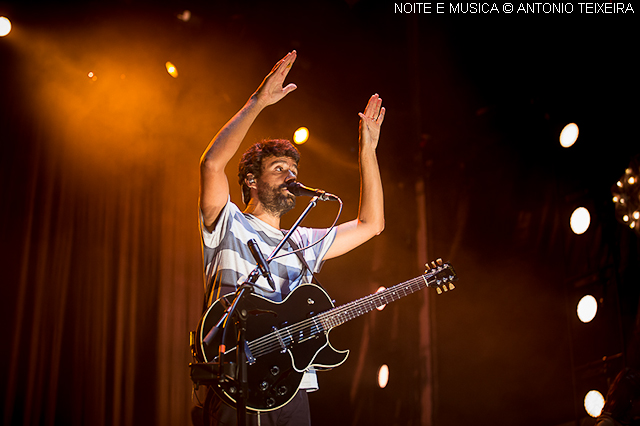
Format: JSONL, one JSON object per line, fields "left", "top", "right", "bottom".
{"left": 1, "top": 1, "right": 638, "bottom": 425}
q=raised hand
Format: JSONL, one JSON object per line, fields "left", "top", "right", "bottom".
{"left": 358, "top": 94, "right": 386, "bottom": 150}
{"left": 253, "top": 51, "right": 298, "bottom": 108}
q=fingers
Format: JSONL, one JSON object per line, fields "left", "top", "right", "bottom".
{"left": 376, "top": 106, "right": 386, "bottom": 125}
{"left": 258, "top": 51, "right": 297, "bottom": 105}
{"left": 282, "top": 83, "right": 298, "bottom": 96}
{"left": 271, "top": 50, "right": 297, "bottom": 76}
{"left": 361, "top": 94, "right": 384, "bottom": 123}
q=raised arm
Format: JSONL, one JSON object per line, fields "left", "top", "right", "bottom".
{"left": 200, "top": 51, "right": 298, "bottom": 230}
{"left": 325, "top": 94, "right": 386, "bottom": 259}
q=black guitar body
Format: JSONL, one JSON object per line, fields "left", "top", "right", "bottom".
{"left": 195, "top": 284, "right": 349, "bottom": 412}
{"left": 193, "top": 260, "right": 458, "bottom": 412}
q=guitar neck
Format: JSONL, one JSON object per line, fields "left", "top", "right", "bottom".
{"left": 318, "top": 267, "right": 450, "bottom": 330}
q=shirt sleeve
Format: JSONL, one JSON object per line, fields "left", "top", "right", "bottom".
{"left": 295, "top": 226, "right": 337, "bottom": 273}
{"left": 200, "top": 196, "right": 235, "bottom": 249}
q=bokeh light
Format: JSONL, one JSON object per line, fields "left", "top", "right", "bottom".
{"left": 570, "top": 207, "right": 590, "bottom": 235}
{"left": 0, "top": 16, "right": 12, "bottom": 37}
{"left": 584, "top": 390, "right": 605, "bottom": 417}
{"left": 560, "top": 123, "right": 579, "bottom": 148}
{"left": 165, "top": 61, "right": 178, "bottom": 78}
{"left": 577, "top": 295, "right": 598, "bottom": 323}
{"left": 293, "top": 127, "right": 309, "bottom": 145}
{"left": 377, "top": 364, "right": 389, "bottom": 388}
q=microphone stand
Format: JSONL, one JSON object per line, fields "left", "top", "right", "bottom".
{"left": 219, "top": 268, "right": 260, "bottom": 426}
{"left": 267, "top": 195, "right": 321, "bottom": 262}
{"left": 218, "top": 195, "right": 322, "bottom": 426}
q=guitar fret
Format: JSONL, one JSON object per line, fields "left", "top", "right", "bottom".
{"left": 313, "top": 266, "right": 454, "bottom": 337}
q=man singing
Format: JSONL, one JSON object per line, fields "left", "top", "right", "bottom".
{"left": 198, "top": 50, "right": 385, "bottom": 426}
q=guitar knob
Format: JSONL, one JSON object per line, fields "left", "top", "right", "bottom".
{"left": 266, "top": 398, "right": 276, "bottom": 408}
{"left": 228, "top": 386, "right": 237, "bottom": 395}
{"left": 277, "top": 386, "right": 288, "bottom": 396}
{"left": 270, "top": 366, "right": 280, "bottom": 376}
{"left": 260, "top": 381, "right": 269, "bottom": 391}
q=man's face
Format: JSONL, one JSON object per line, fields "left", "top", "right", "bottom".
{"left": 255, "top": 156, "right": 298, "bottom": 217}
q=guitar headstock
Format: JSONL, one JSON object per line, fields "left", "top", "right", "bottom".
{"left": 424, "top": 258, "right": 458, "bottom": 294}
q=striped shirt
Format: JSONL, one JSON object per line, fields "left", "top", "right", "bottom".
{"left": 201, "top": 198, "right": 336, "bottom": 304}
{"left": 200, "top": 198, "right": 336, "bottom": 391}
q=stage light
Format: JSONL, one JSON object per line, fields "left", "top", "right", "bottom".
{"left": 577, "top": 295, "right": 598, "bottom": 323}
{"left": 377, "top": 364, "right": 389, "bottom": 388}
{"left": 375, "top": 286, "right": 386, "bottom": 311}
{"left": 584, "top": 390, "right": 605, "bottom": 417}
{"left": 0, "top": 16, "right": 11, "bottom": 37}
{"left": 559, "top": 123, "right": 579, "bottom": 148}
{"left": 177, "top": 10, "right": 191, "bottom": 22}
{"left": 570, "top": 207, "right": 590, "bottom": 235}
{"left": 293, "top": 127, "right": 309, "bottom": 145}
{"left": 165, "top": 61, "right": 178, "bottom": 78}
{"left": 612, "top": 156, "right": 640, "bottom": 235}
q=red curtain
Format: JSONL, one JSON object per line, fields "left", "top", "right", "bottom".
{"left": 1, "top": 39, "right": 205, "bottom": 426}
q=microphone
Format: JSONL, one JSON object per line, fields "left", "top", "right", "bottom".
{"left": 248, "top": 239, "right": 276, "bottom": 290}
{"left": 286, "top": 181, "right": 339, "bottom": 201}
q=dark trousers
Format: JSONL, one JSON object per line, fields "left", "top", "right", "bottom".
{"left": 200, "top": 386, "right": 311, "bottom": 426}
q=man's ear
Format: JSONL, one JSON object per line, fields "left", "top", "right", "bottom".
{"left": 245, "top": 173, "right": 256, "bottom": 188}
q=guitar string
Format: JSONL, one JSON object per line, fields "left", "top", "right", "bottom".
{"left": 247, "top": 273, "right": 438, "bottom": 357}
{"left": 247, "top": 272, "right": 442, "bottom": 358}
{"left": 247, "top": 275, "right": 432, "bottom": 357}
{"left": 250, "top": 264, "right": 455, "bottom": 357}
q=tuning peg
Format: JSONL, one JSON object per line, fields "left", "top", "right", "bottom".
{"left": 431, "top": 261, "right": 437, "bottom": 269}
{"left": 437, "top": 258, "right": 443, "bottom": 266}
{"left": 424, "top": 263, "right": 431, "bottom": 270}
{"left": 448, "top": 283, "right": 455, "bottom": 290}
{"left": 436, "top": 287, "right": 442, "bottom": 295}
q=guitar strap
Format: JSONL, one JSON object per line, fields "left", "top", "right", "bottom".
{"left": 285, "top": 236, "right": 324, "bottom": 290}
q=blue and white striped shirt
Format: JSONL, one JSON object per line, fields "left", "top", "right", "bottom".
{"left": 201, "top": 198, "right": 336, "bottom": 303}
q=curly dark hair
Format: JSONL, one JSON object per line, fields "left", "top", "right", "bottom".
{"left": 238, "top": 139, "right": 300, "bottom": 204}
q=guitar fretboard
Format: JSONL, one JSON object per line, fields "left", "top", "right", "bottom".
{"left": 318, "top": 267, "right": 451, "bottom": 329}
{"left": 247, "top": 264, "right": 455, "bottom": 359}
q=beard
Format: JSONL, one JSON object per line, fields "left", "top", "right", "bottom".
{"left": 256, "top": 180, "right": 296, "bottom": 217}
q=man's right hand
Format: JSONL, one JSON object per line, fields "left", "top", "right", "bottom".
{"left": 200, "top": 51, "right": 298, "bottom": 230}
{"left": 252, "top": 50, "right": 298, "bottom": 109}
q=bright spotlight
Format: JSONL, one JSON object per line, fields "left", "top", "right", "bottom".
{"left": 559, "top": 123, "right": 579, "bottom": 148}
{"left": 377, "top": 364, "right": 389, "bottom": 388}
{"left": 577, "top": 295, "right": 598, "bottom": 323}
{"left": 584, "top": 390, "right": 605, "bottom": 417}
{"left": 293, "top": 127, "right": 309, "bottom": 145}
{"left": 570, "top": 207, "right": 590, "bottom": 235}
{"left": 165, "top": 61, "right": 178, "bottom": 78}
{"left": 0, "top": 16, "right": 11, "bottom": 37}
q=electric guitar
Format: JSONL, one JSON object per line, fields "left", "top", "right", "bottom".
{"left": 193, "top": 259, "right": 457, "bottom": 412}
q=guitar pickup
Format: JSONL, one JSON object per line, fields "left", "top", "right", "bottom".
{"left": 272, "top": 326, "right": 288, "bottom": 353}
